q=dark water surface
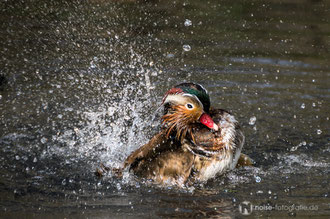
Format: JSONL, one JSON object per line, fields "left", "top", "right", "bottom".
{"left": 0, "top": 0, "right": 329, "bottom": 218}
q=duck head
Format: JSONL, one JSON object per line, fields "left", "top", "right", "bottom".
{"left": 161, "top": 82, "right": 218, "bottom": 141}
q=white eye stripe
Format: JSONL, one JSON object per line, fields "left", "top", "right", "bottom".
{"left": 182, "top": 93, "right": 203, "bottom": 108}
{"left": 182, "top": 93, "right": 194, "bottom": 98}
{"left": 163, "top": 94, "right": 186, "bottom": 104}
{"left": 198, "top": 84, "right": 208, "bottom": 94}
{"left": 164, "top": 93, "right": 203, "bottom": 110}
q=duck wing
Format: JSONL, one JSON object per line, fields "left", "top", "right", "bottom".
{"left": 123, "top": 130, "right": 169, "bottom": 169}
{"left": 124, "top": 130, "right": 195, "bottom": 185}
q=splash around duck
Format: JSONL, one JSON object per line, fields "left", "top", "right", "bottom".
{"left": 97, "top": 82, "right": 252, "bottom": 186}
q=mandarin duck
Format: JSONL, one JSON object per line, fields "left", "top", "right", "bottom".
{"left": 96, "top": 83, "right": 252, "bottom": 186}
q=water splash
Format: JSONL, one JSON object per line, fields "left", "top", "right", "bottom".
{"left": 249, "top": 116, "right": 257, "bottom": 125}
{"left": 50, "top": 48, "right": 163, "bottom": 178}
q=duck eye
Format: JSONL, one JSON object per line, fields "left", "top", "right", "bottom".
{"left": 186, "top": 103, "right": 194, "bottom": 109}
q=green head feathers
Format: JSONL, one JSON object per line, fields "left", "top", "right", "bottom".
{"left": 174, "top": 82, "right": 211, "bottom": 113}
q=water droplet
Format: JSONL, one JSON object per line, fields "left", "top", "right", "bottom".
{"left": 301, "top": 103, "right": 305, "bottom": 109}
{"left": 90, "top": 61, "right": 96, "bottom": 69}
{"left": 33, "top": 157, "right": 38, "bottom": 163}
{"left": 15, "top": 155, "right": 20, "bottom": 160}
{"left": 290, "top": 146, "right": 298, "bottom": 152}
{"left": 288, "top": 212, "right": 296, "bottom": 217}
{"left": 183, "top": 44, "right": 191, "bottom": 52}
{"left": 292, "top": 141, "right": 307, "bottom": 151}
{"left": 116, "top": 183, "right": 122, "bottom": 190}
{"left": 57, "top": 114, "right": 63, "bottom": 119}
{"left": 62, "top": 179, "right": 67, "bottom": 186}
{"left": 40, "top": 137, "right": 47, "bottom": 144}
{"left": 249, "top": 116, "right": 256, "bottom": 125}
{"left": 184, "top": 19, "right": 192, "bottom": 26}
{"left": 166, "top": 53, "right": 175, "bottom": 58}
{"left": 255, "top": 176, "right": 261, "bottom": 183}
{"left": 317, "top": 129, "right": 322, "bottom": 135}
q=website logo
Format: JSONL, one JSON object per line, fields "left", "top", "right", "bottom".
{"left": 238, "top": 201, "right": 253, "bottom": 215}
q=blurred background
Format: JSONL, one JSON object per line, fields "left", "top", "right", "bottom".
{"left": 0, "top": 0, "right": 329, "bottom": 218}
